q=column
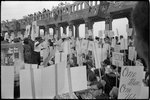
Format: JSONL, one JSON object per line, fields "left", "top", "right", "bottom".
{"left": 74, "top": 24, "right": 80, "bottom": 38}
{"left": 68, "top": 21, "right": 74, "bottom": 37}
{"left": 62, "top": 25, "right": 67, "bottom": 35}
{"left": 127, "top": 15, "right": 132, "bottom": 28}
{"left": 105, "top": 15, "right": 113, "bottom": 30}
{"left": 55, "top": 24, "right": 61, "bottom": 40}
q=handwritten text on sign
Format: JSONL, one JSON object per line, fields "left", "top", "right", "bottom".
{"left": 118, "top": 66, "right": 143, "bottom": 99}
{"left": 112, "top": 52, "right": 123, "bottom": 67}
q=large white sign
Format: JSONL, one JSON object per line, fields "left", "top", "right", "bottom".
{"left": 127, "top": 28, "right": 133, "bottom": 36}
{"left": 25, "top": 25, "right": 31, "bottom": 38}
{"left": 114, "top": 45, "right": 121, "bottom": 52}
{"left": 118, "top": 66, "right": 143, "bottom": 99}
{"left": 1, "top": 66, "right": 14, "bottom": 99}
{"left": 98, "top": 30, "right": 103, "bottom": 38}
{"left": 128, "top": 47, "right": 136, "bottom": 61}
{"left": 112, "top": 52, "right": 123, "bottom": 67}
{"left": 108, "top": 30, "right": 114, "bottom": 38}
{"left": 81, "top": 40, "right": 88, "bottom": 52}
{"left": 31, "top": 21, "right": 39, "bottom": 41}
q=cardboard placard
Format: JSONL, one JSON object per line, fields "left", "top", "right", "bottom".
{"left": 104, "top": 30, "right": 109, "bottom": 37}
{"left": 127, "top": 28, "right": 133, "bottom": 36}
{"left": 1, "top": 66, "right": 14, "bottom": 99}
{"left": 31, "top": 21, "right": 39, "bottom": 41}
{"left": 41, "top": 65, "right": 56, "bottom": 98}
{"left": 118, "top": 66, "right": 143, "bottom": 99}
{"left": 111, "top": 38, "right": 116, "bottom": 48}
{"left": 55, "top": 53, "right": 61, "bottom": 64}
{"left": 33, "top": 68, "right": 42, "bottom": 99}
{"left": 57, "top": 61, "right": 69, "bottom": 95}
{"left": 71, "top": 66, "right": 87, "bottom": 92}
{"left": 20, "top": 69, "right": 33, "bottom": 99}
{"left": 120, "top": 39, "right": 128, "bottom": 50}
{"left": 81, "top": 40, "right": 88, "bottom": 52}
{"left": 112, "top": 52, "right": 123, "bottom": 67}
{"left": 114, "top": 45, "right": 121, "bottom": 52}
{"left": 98, "top": 30, "right": 103, "bottom": 38}
{"left": 108, "top": 30, "right": 114, "bottom": 38}
{"left": 128, "top": 47, "right": 136, "bottom": 61}
{"left": 25, "top": 25, "right": 31, "bottom": 38}
{"left": 88, "top": 41, "right": 94, "bottom": 51}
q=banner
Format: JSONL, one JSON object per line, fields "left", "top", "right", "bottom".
{"left": 88, "top": 41, "right": 94, "bottom": 51}
{"left": 127, "top": 28, "right": 133, "bottom": 36}
{"left": 1, "top": 66, "right": 14, "bottom": 99}
{"left": 114, "top": 45, "right": 121, "bottom": 52}
{"left": 20, "top": 69, "right": 33, "bottom": 99}
{"left": 120, "top": 39, "right": 128, "bottom": 50}
{"left": 31, "top": 21, "right": 39, "bottom": 41}
{"left": 118, "top": 66, "right": 143, "bottom": 99}
{"left": 25, "top": 25, "right": 31, "bottom": 38}
{"left": 104, "top": 30, "right": 109, "bottom": 37}
{"left": 112, "top": 52, "right": 123, "bottom": 67}
{"left": 81, "top": 40, "right": 88, "bottom": 52}
{"left": 98, "top": 30, "right": 103, "bottom": 38}
{"left": 108, "top": 30, "right": 114, "bottom": 38}
{"left": 41, "top": 65, "right": 56, "bottom": 98}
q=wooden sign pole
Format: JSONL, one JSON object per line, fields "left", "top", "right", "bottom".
{"left": 67, "top": 63, "right": 73, "bottom": 98}
{"left": 55, "top": 64, "right": 58, "bottom": 97}
{"left": 116, "top": 65, "right": 118, "bottom": 87}
{"left": 30, "top": 64, "right": 35, "bottom": 99}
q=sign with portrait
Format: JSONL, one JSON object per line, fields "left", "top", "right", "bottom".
{"left": 112, "top": 52, "right": 123, "bottom": 67}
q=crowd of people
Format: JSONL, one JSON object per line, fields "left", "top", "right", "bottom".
{"left": 1, "top": 1, "right": 149, "bottom": 99}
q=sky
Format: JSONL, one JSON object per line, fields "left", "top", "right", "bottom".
{"left": 1, "top": 1, "right": 128, "bottom": 38}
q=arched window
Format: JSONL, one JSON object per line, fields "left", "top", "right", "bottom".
{"left": 82, "top": 3, "right": 85, "bottom": 9}
{"left": 97, "top": 1, "right": 100, "bottom": 5}
{"left": 74, "top": 5, "right": 77, "bottom": 11}
{"left": 78, "top": 4, "right": 81, "bottom": 10}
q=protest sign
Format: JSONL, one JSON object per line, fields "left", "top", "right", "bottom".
{"left": 88, "top": 41, "right": 94, "bottom": 51}
{"left": 108, "top": 30, "right": 114, "bottom": 38}
{"left": 57, "top": 61, "right": 69, "bottom": 95}
{"left": 41, "top": 65, "right": 56, "bottom": 98}
{"left": 127, "top": 28, "right": 133, "bottom": 36}
{"left": 1, "top": 66, "right": 14, "bottom": 99}
{"left": 33, "top": 68, "right": 42, "bottom": 99}
{"left": 81, "top": 40, "right": 88, "bottom": 52}
{"left": 128, "top": 47, "right": 136, "bottom": 61}
{"left": 112, "top": 52, "right": 123, "bottom": 67}
{"left": 71, "top": 66, "right": 87, "bottom": 92}
{"left": 88, "top": 29, "right": 93, "bottom": 38}
{"left": 98, "top": 30, "right": 103, "bottom": 38}
{"left": 118, "top": 66, "right": 143, "bottom": 99}
{"left": 126, "top": 24, "right": 129, "bottom": 33}
{"left": 120, "top": 38, "right": 128, "bottom": 50}
{"left": 31, "top": 21, "right": 39, "bottom": 41}
{"left": 25, "top": 25, "right": 31, "bottom": 38}
{"left": 104, "top": 30, "right": 109, "bottom": 37}
{"left": 139, "top": 86, "right": 149, "bottom": 99}
{"left": 55, "top": 53, "right": 61, "bottom": 64}
{"left": 20, "top": 69, "right": 33, "bottom": 99}
{"left": 114, "top": 45, "right": 121, "bottom": 52}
